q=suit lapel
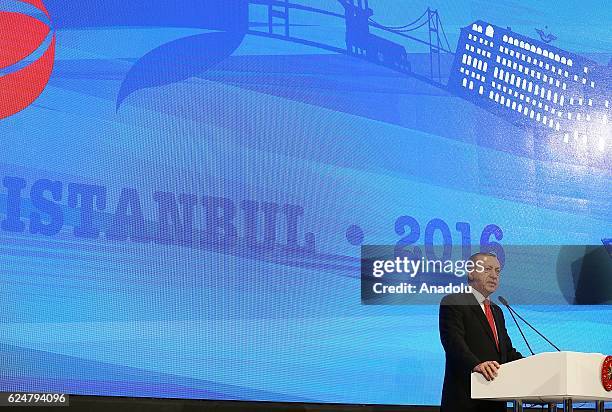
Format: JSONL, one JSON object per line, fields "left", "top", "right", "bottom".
{"left": 467, "top": 294, "right": 499, "bottom": 352}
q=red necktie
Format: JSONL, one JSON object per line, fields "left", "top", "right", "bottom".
{"left": 484, "top": 299, "right": 499, "bottom": 350}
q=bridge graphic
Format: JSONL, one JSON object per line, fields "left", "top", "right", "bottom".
{"left": 248, "top": 0, "right": 453, "bottom": 87}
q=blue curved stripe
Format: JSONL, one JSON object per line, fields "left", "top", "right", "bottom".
{"left": 0, "top": 0, "right": 53, "bottom": 76}
{"left": 0, "top": 31, "right": 53, "bottom": 76}
{"left": 0, "top": 0, "right": 50, "bottom": 25}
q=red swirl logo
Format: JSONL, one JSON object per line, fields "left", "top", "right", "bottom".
{"left": 603, "top": 355, "right": 612, "bottom": 392}
{"left": 0, "top": 0, "right": 55, "bottom": 120}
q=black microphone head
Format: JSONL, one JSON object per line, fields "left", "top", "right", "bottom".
{"left": 498, "top": 296, "right": 509, "bottom": 306}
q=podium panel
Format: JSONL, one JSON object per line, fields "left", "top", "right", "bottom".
{"left": 471, "top": 352, "right": 612, "bottom": 403}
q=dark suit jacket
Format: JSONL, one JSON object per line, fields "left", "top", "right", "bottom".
{"left": 439, "top": 293, "right": 523, "bottom": 412}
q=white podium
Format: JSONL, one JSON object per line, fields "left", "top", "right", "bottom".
{"left": 471, "top": 352, "right": 612, "bottom": 411}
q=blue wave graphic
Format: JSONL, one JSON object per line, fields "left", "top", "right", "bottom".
{"left": 117, "top": 32, "right": 245, "bottom": 108}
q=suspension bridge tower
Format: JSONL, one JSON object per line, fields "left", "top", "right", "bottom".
{"left": 340, "top": 0, "right": 374, "bottom": 56}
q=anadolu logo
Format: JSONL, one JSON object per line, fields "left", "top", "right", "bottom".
{"left": 0, "top": 0, "right": 55, "bottom": 120}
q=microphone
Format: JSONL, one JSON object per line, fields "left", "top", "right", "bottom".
{"left": 498, "top": 296, "right": 561, "bottom": 353}
{"left": 497, "top": 296, "right": 534, "bottom": 355}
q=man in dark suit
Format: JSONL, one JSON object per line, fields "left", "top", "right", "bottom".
{"left": 439, "top": 252, "right": 523, "bottom": 412}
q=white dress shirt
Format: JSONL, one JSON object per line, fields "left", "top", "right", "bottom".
{"left": 471, "top": 288, "right": 489, "bottom": 314}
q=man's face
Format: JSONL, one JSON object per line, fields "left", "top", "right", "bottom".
{"left": 469, "top": 255, "right": 501, "bottom": 297}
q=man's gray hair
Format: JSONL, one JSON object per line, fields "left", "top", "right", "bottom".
{"left": 468, "top": 251, "right": 497, "bottom": 265}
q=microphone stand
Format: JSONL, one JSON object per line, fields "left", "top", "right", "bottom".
{"left": 502, "top": 301, "right": 535, "bottom": 356}
{"left": 503, "top": 303, "right": 561, "bottom": 352}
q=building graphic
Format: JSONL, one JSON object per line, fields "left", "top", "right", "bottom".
{"left": 448, "top": 20, "right": 611, "bottom": 152}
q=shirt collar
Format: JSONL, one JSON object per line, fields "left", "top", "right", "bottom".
{"left": 471, "top": 287, "right": 489, "bottom": 305}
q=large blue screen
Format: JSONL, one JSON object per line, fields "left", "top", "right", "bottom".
{"left": 0, "top": 0, "right": 610, "bottom": 406}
